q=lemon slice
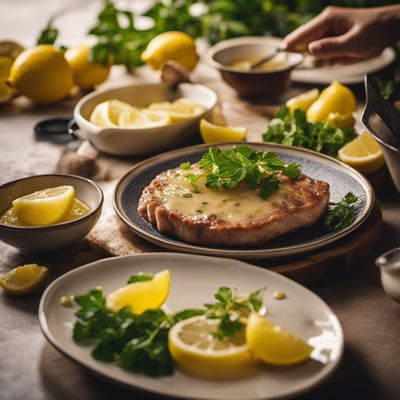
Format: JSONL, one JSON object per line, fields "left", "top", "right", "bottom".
{"left": 90, "top": 100, "right": 133, "bottom": 127}
{"left": 338, "top": 131, "right": 385, "bottom": 175}
{"left": 106, "top": 269, "right": 170, "bottom": 313}
{"left": 246, "top": 313, "right": 313, "bottom": 366}
{"left": 0, "top": 264, "right": 48, "bottom": 295}
{"left": 200, "top": 118, "right": 247, "bottom": 143}
{"left": 12, "top": 185, "right": 75, "bottom": 226}
{"left": 168, "top": 315, "right": 254, "bottom": 379}
{"left": 118, "top": 108, "right": 171, "bottom": 128}
{"left": 286, "top": 88, "right": 320, "bottom": 114}
{"left": 0, "top": 56, "right": 14, "bottom": 103}
{"left": 148, "top": 99, "right": 205, "bottom": 122}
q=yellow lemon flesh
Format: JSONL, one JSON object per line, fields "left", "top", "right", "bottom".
{"left": 338, "top": 131, "right": 385, "bottom": 175}
{"left": 141, "top": 31, "right": 199, "bottom": 71}
{"left": 65, "top": 44, "right": 110, "bottom": 90}
{"left": 246, "top": 313, "right": 313, "bottom": 366}
{"left": 168, "top": 315, "right": 254, "bottom": 379}
{"left": 326, "top": 112, "right": 355, "bottom": 128}
{"left": 306, "top": 80, "right": 356, "bottom": 123}
{"left": 148, "top": 98, "right": 206, "bottom": 122}
{"left": 0, "top": 56, "right": 14, "bottom": 103}
{"left": 90, "top": 99, "right": 133, "bottom": 127}
{"left": 106, "top": 269, "right": 170, "bottom": 314}
{"left": 9, "top": 45, "right": 73, "bottom": 104}
{"left": 200, "top": 118, "right": 247, "bottom": 143}
{"left": 118, "top": 109, "right": 171, "bottom": 128}
{"left": 286, "top": 88, "right": 320, "bottom": 114}
{"left": 0, "top": 264, "right": 48, "bottom": 295}
{"left": 12, "top": 185, "right": 75, "bottom": 226}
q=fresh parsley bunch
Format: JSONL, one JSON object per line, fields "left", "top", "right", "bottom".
{"left": 263, "top": 107, "right": 357, "bottom": 157}
{"left": 197, "top": 146, "right": 301, "bottom": 199}
{"left": 324, "top": 192, "right": 358, "bottom": 232}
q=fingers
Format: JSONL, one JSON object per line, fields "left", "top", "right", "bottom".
{"left": 308, "top": 28, "right": 358, "bottom": 59}
{"left": 283, "top": 9, "right": 333, "bottom": 51}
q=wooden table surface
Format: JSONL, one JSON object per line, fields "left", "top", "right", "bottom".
{"left": 1, "top": 2, "right": 400, "bottom": 400}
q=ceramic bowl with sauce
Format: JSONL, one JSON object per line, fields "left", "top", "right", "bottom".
{"left": 206, "top": 37, "right": 304, "bottom": 97}
{"left": 74, "top": 82, "right": 217, "bottom": 157}
{"left": 0, "top": 174, "right": 103, "bottom": 252}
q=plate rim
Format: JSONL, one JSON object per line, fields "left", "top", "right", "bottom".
{"left": 113, "top": 142, "right": 374, "bottom": 260}
{"left": 38, "top": 252, "right": 344, "bottom": 400}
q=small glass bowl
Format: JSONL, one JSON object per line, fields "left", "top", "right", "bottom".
{"left": 376, "top": 248, "right": 400, "bottom": 303}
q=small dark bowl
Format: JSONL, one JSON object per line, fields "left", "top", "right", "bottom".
{"left": 206, "top": 37, "right": 303, "bottom": 98}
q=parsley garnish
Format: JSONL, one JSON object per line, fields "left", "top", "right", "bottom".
{"left": 205, "top": 287, "right": 264, "bottom": 340}
{"left": 263, "top": 107, "right": 357, "bottom": 157}
{"left": 324, "top": 192, "right": 358, "bottom": 232}
{"left": 127, "top": 273, "right": 153, "bottom": 284}
{"left": 197, "top": 146, "right": 301, "bottom": 199}
{"left": 180, "top": 162, "right": 191, "bottom": 170}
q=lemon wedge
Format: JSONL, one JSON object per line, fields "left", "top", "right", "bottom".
{"left": 168, "top": 315, "right": 254, "bottom": 379}
{"left": 200, "top": 119, "right": 247, "bottom": 143}
{"left": 90, "top": 99, "right": 133, "bottom": 127}
{"left": 12, "top": 185, "right": 75, "bottom": 226}
{"left": 0, "top": 264, "right": 49, "bottom": 295}
{"left": 118, "top": 108, "right": 171, "bottom": 128}
{"left": 338, "top": 131, "right": 385, "bottom": 175}
{"left": 106, "top": 270, "right": 170, "bottom": 313}
{"left": 0, "top": 56, "right": 14, "bottom": 103}
{"left": 246, "top": 313, "right": 313, "bottom": 366}
{"left": 148, "top": 98, "right": 205, "bottom": 122}
{"left": 286, "top": 88, "right": 320, "bottom": 114}
{"left": 141, "top": 31, "right": 199, "bottom": 71}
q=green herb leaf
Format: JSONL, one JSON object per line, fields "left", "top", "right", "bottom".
{"left": 127, "top": 274, "right": 153, "bottom": 284}
{"left": 263, "top": 107, "right": 357, "bottom": 157}
{"left": 180, "top": 162, "right": 191, "bottom": 170}
{"left": 214, "top": 287, "right": 232, "bottom": 303}
{"left": 197, "top": 146, "right": 301, "bottom": 199}
{"left": 37, "top": 20, "right": 58, "bottom": 45}
{"left": 324, "top": 192, "right": 358, "bottom": 232}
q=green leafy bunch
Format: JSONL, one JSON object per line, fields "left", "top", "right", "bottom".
{"left": 324, "top": 192, "right": 358, "bottom": 232}
{"left": 73, "top": 286, "right": 203, "bottom": 377}
{"left": 263, "top": 106, "right": 357, "bottom": 157}
{"left": 87, "top": 0, "right": 154, "bottom": 71}
{"left": 197, "top": 146, "right": 301, "bottom": 199}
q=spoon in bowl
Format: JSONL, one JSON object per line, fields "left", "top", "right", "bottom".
{"left": 249, "top": 45, "right": 286, "bottom": 70}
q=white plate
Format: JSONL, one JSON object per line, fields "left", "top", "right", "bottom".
{"left": 292, "top": 47, "right": 396, "bottom": 85}
{"left": 39, "top": 253, "right": 343, "bottom": 400}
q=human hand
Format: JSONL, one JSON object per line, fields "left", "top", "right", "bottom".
{"left": 283, "top": 5, "right": 400, "bottom": 63}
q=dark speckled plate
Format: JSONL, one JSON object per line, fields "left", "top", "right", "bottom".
{"left": 114, "top": 142, "right": 374, "bottom": 260}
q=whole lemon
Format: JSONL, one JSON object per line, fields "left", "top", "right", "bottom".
{"left": 306, "top": 80, "right": 356, "bottom": 123}
{"left": 65, "top": 44, "right": 110, "bottom": 90}
{"left": 9, "top": 45, "right": 73, "bottom": 104}
{"left": 141, "top": 31, "right": 198, "bottom": 72}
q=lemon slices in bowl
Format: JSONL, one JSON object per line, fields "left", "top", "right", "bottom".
{"left": 12, "top": 185, "right": 75, "bottom": 226}
{"left": 89, "top": 98, "right": 205, "bottom": 128}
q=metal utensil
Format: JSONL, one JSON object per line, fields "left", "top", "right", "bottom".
{"left": 362, "top": 74, "right": 400, "bottom": 140}
{"left": 249, "top": 45, "right": 285, "bottom": 70}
